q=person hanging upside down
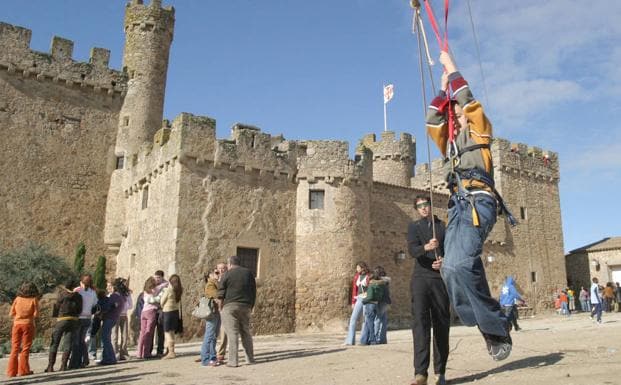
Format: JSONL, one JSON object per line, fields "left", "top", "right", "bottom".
{"left": 426, "top": 50, "right": 515, "bottom": 362}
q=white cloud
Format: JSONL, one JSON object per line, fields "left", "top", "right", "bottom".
{"left": 437, "top": 0, "right": 621, "bottom": 133}
{"left": 488, "top": 79, "right": 586, "bottom": 130}
{"left": 565, "top": 141, "right": 621, "bottom": 173}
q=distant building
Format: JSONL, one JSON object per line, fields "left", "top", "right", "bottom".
{"left": 566, "top": 237, "right": 621, "bottom": 289}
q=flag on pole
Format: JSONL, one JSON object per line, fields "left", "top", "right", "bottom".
{"left": 383, "top": 84, "right": 394, "bottom": 104}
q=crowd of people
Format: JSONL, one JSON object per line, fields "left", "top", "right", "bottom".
{"left": 554, "top": 280, "right": 621, "bottom": 323}
{"left": 5, "top": 255, "right": 257, "bottom": 378}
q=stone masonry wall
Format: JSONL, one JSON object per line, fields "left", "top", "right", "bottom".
{"left": 295, "top": 141, "right": 373, "bottom": 331}
{"left": 361, "top": 131, "right": 415, "bottom": 187}
{"left": 586, "top": 249, "right": 621, "bottom": 286}
{"left": 114, "top": 114, "right": 300, "bottom": 336}
{"left": 565, "top": 251, "right": 591, "bottom": 292}
{"left": 490, "top": 139, "right": 566, "bottom": 309}
{"left": 0, "top": 22, "right": 125, "bottom": 263}
{"left": 369, "top": 182, "right": 449, "bottom": 329}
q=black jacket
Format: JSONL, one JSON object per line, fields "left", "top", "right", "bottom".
{"left": 407, "top": 215, "right": 446, "bottom": 278}
{"left": 53, "top": 290, "right": 83, "bottom": 318}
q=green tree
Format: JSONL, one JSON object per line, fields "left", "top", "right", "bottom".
{"left": 74, "top": 242, "right": 86, "bottom": 275}
{"left": 93, "top": 255, "right": 107, "bottom": 290}
{"left": 0, "top": 243, "right": 76, "bottom": 302}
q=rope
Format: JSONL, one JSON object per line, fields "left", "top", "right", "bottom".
{"left": 412, "top": 3, "right": 438, "bottom": 259}
{"left": 466, "top": 0, "right": 490, "bottom": 108}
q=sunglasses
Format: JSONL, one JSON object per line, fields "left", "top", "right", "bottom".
{"left": 416, "top": 202, "right": 431, "bottom": 209}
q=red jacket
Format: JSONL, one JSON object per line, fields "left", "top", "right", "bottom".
{"left": 351, "top": 273, "right": 370, "bottom": 305}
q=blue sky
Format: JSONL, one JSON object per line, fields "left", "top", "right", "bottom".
{"left": 4, "top": 1, "right": 620, "bottom": 252}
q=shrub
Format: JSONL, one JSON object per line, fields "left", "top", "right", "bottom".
{"left": 0, "top": 243, "right": 76, "bottom": 303}
{"left": 0, "top": 339, "right": 10, "bottom": 358}
{"left": 31, "top": 336, "right": 45, "bottom": 353}
{"left": 74, "top": 242, "right": 86, "bottom": 275}
{"left": 93, "top": 255, "right": 107, "bottom": 290}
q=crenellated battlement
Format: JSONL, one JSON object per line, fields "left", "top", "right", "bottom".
{"left": 410, "top": 137, "right": 560, "bottom": 191}
{"left": 411, "top": 158, "right": 448, "bottom": 193}
{"left": 358, "top": 131, "right": 415, "bottom": 187}
{"left": 492, "top": 138, "right": 559, "bottom": 181}
{"left": 297, "top": 141, "right": 373, "bottom": 185}
{"left": 360, "top": 131, "right": 415, "bottom": 161}
{"left": 213, "top": 123, "right": 298, "bottom": 177}
{"left": 125, "top": 114, "right": 301, "bottom": 193}
{"left": 0, "top": 22, "right": 127, "bottom": 97}
{"left": 124, "top": 0, "right": 175, "bottom": 37}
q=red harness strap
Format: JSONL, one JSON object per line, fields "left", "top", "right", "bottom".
{"left": 423, "top": 0, "right": 455, "bottom": 144}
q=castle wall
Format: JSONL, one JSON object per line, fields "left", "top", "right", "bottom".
{"left": 369, "top": 182, "right": 449, "bottom": 328}
{"left": 0, "top": 22, "right": 125, "bottom": 262}
{"left": 565, "top": 251, "right": 591, "bottom": 291}
{"left": 179, "top": 122, "right": 299, "bottom": 335}
{"left": 115, "top": 114, "right": 300, "bottom": 335}
{"left": 295, "top": 141, "right": 372, "bottom": 331}
{"left": 113, "top": 129, "right": 182, "bottom": 288}
{"left": 487, "top": 140, "right": 566, "bottom": 308}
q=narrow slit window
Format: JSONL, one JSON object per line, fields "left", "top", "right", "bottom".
{"left": 115, "top": 156, "right": 124, "bottom": 170}
{"left": 141, "top": 186, "right": 149, "bottom": 210}
{"left": 520, "top": 207, "right": 527, "bottom": 220}
{"left": 531, "top": 271, "right": 537, "bottom": 283}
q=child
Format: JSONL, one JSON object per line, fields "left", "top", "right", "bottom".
{"left": 426, "top": 50, "right": 513, "bottom": 361}
{"left": 6, "top": 282, "right": 40, "bottom": 377}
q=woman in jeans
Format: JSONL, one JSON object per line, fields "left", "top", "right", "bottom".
{"left": 344, "top": 262, "right": 369, "bottom": 345}
{"left": 74, "top": 274, "right": 98, "bottom": 367}
{"left": 200, "top": 269, "right": 221, "bottom": 366}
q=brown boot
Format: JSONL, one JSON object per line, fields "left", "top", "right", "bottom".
{"left": 45, "top": 352, "right": 57, "bottom": 372}
{"left": 163, "top": 342, "right": 176, "bottom": 359}
{"left": 59, "top": 351, "right": 71, "bottom": 371}
{"left": 162, "top": 332, "right": 176, "bottom": 359}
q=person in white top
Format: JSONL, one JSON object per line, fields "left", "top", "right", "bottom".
{"left": 590, "top": 277, "right": 603, "bottom": 324}
{"left": 74, "top": 274, "right": 98, "bottom": 367}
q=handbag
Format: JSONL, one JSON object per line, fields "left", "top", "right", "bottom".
{"left": 191, "top": 296, "right": 215, "bottom": 320}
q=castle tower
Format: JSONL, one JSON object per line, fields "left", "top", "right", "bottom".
{"left": 116, "top": 0, "right": 175, "bottom": 157}
{"left": 294, "top": 142, "right": 373, "bottom": 330}
{"left": 104, "top": 0, "right": 174, "bottom": 261}
{"left": 359, "top": 131, "right": 415, "bottom": 187}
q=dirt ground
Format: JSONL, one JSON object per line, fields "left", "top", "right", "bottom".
{"left": 1, "top": 311, "right": 620, "bottom": 385}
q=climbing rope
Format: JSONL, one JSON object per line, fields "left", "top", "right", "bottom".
{"left": 466, "top": 0, "right": 490, "bottom": 108}
{"left": 411, "top": 0, "right": 439, "bottom": 257}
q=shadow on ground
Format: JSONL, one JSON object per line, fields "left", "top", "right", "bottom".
{"left": 448, "top": 352, "right": 565, "bottom": 384}
{"left": 2, "top": 365, "right": 157, "bottom": 385}
{"left": 255, "top": 347, "right": 346, "bottom": 363}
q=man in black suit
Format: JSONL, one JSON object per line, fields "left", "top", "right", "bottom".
{"left": 407, "top": 195, "right": 449, "bottom": 385}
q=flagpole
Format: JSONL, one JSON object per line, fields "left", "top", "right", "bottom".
{"left": 383, "top": 84, "right": 388, "bottom": 132}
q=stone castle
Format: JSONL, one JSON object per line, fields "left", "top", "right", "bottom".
{"left": 0, "top": 0, "right": 567, "bottom": 334}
